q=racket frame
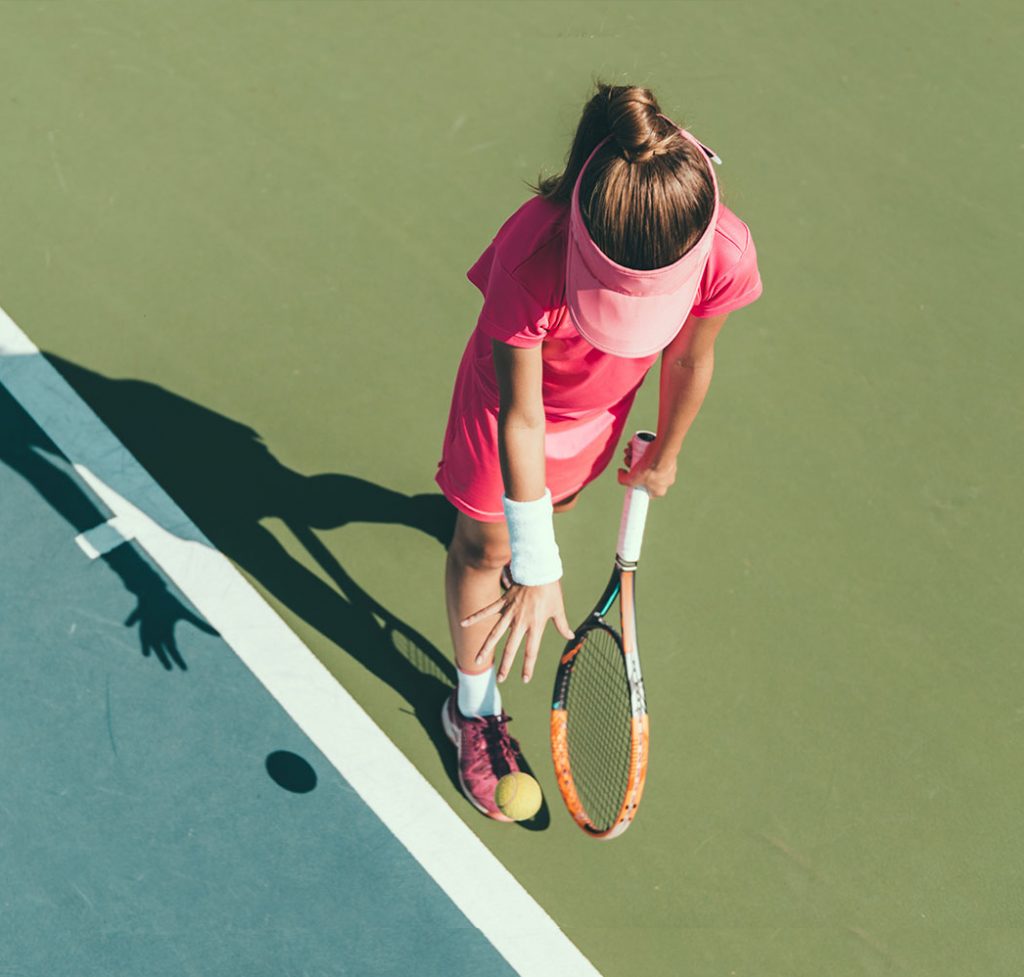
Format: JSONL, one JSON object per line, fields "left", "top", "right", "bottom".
{"left": 550, "top": 431, "right": 654, "bottom": 840}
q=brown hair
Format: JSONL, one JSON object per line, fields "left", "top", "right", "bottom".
{"left": 529, "top": 82, "right": 716, "bottom": 271}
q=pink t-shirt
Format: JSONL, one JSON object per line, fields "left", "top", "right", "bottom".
{"left": 435, "top": 193, "right": 762, "bottom": 521}
{"left": 465, "top": 195, "right": 762, "bottom": 413}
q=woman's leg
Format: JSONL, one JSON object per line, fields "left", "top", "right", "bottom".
{"left": 442, "top": 511, "right": 525, "bottom": 821}
{"left": 552, "top": 489, "right": 581, "bottom": 514}
{"left": 444, "top": 495, "right": 580, "bottom": 674}
{"left": 445, "top": 511, "right": 511, "bottom": 675}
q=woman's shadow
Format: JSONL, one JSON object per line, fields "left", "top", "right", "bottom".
{"left": 7, "top": 355, "right": 548, "bottom": 828}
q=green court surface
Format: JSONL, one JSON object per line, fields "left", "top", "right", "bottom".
{"left": 1, "top": 3, "right": 1021, "bottom": 975}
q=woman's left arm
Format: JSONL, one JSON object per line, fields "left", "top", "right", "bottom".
{"left": 617, "top": 312, "right": 729, "bottom": 497}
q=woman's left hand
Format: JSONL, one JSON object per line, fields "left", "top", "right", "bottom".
{"left": 617, "top": 444, "right": 677, "bottom": 498}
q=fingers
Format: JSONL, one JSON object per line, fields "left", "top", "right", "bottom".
{"left": 146, "top": 639, "right": 173, "bottom": 671}
{"left": 619, "top": 468, "right": 672, "bottom": 496}
{"left": 520, "top": 628, "right": 542, "bottom": 683}
{"left": 461, "top": 596, "right": 506, "bottom": 629}
{"left": 469, "top": 585, "right": 576, "bottom": 682}
{"left": 165, "top": 639, "right": 187, "bottom": 671}
{"left": 497, "top": 624, "right": 527, "bottom": 682}
{"left": 474, "top": 607, "right": 514, "bottom": 665}
{"left": 186, "top": 611, "right": 219, "bottom": 637}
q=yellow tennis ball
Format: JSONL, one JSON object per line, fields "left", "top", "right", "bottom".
{"left": 494, "top": 772, "right": 542, "bottom": 821}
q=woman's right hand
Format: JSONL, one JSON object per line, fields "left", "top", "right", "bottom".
{"left": 461, "top": 581, "right": 575, "bottom": 684}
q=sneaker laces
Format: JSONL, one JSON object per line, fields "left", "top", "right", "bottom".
{"left": 467, "top": 713, "right": 521, "bottom": 778}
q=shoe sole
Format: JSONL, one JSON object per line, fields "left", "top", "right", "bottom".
{"left": 441, "top": 699, "right": 513, "bottom": 823}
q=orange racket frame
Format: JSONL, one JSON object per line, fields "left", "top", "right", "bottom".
{"left": 550, "top": 431, "right": 654, "bottom": 839}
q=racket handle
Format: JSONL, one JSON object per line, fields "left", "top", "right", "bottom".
{"left": 617, "top": 430, "right": 656, "bottom": 566}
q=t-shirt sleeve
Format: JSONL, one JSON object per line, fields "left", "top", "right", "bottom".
{"left": 690, "top": 224, "right": 763, "bottom": 319}
{"left": 470, "top": 253, "right": 549, "bottom": 348}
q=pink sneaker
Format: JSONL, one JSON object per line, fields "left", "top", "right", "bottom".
{"left": 441, "top": 692, "right": 524, "bottom": 822}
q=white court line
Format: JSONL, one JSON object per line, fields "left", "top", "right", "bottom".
{"left": 0, "top": 306, "right": 602, "bottom": 977}
{"left": 75, "top": 514, "right": 133, "bottom": 559}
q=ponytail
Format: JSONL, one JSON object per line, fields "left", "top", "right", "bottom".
{"left": 529, "top": 82, "right": 716, "bottom": 271}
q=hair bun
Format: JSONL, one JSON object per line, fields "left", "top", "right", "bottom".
{"left": 604, "top": 85, "right": 675, "bottom": 163}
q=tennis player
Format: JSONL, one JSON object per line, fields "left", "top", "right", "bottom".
{"left": 436, "top": 83, "right": 763, "bottom": 820}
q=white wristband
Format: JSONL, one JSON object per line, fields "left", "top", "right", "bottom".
{"left": 502, "top": 488, "right": 563, "bottom": 586}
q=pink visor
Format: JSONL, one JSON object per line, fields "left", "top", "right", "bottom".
{"left": 566, "top": 124, "right": 720, "bottom": 358}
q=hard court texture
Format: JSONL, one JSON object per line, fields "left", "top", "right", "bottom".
{"left": 0, "top": 385, "right": 516, "bottom": 977}
{"left": 0, "top": 3, "right": 1021, "bottom": 975}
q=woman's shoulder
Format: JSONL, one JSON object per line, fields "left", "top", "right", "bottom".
{"left": 468, "top": 195, "right": 569, "bottom": 305}
{"left": 709, "top": 203, "right": 756, "bottom": 269}
{"left": 692, "top": 203, "right": 763, "bottom": 317}
{"left": 491, "top": 195, "right": 568, "bottom": 278}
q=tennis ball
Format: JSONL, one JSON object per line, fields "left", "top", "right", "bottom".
{"left": 494, "top": 772, "right": 543, "bottom": 821}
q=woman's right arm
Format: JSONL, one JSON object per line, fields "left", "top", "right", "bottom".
{"left": 492, "top": 339, "right": 546, "bottom": 501}
{"left": 459, "top": 339, "right": 574, "bottom": 683}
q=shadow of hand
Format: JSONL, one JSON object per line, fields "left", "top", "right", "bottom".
{"left": 123, "top": 585, "right": 219, "bottom": 671}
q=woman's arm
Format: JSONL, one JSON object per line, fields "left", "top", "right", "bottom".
{"left": 619, "top": 312, "right": 729, "bottom": 496}
{"left": 492, "top": 339, "right": 547, "bottom": 501}
{"left": 460, "top": 340, "right": 574, "bottom": 683}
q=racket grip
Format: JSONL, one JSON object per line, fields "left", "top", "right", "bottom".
{"left": 617, "top": 431, "right": 656, "bottom": 566}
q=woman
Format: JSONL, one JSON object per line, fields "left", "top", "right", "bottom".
{"left": 435, "top": 82, "right": 763, "bottom": 820}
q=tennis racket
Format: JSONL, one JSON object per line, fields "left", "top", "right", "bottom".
{"left": 550, "top": 430, "right": 655, "bottom": 839}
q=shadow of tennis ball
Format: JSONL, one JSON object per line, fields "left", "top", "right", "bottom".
{"left": 265, "top": 750, "right": 318, "bottom": 793}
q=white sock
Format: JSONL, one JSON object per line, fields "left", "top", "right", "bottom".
{"left": 457, "top": 666, "right": 502, "bottom": 718}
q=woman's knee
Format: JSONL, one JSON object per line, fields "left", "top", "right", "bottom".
{"left": 553, "top": 490, "right": 581, "bottom": 513}
{"left": 449, "top": 512, "right": 511, "bottom": 570}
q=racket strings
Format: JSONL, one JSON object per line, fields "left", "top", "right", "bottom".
{"left": 564, "top": 626, "right": 634, "bottom": 832}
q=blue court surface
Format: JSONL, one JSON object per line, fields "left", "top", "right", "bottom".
{"left": 0, "top": 317, "right": 596, "bottom": 976}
